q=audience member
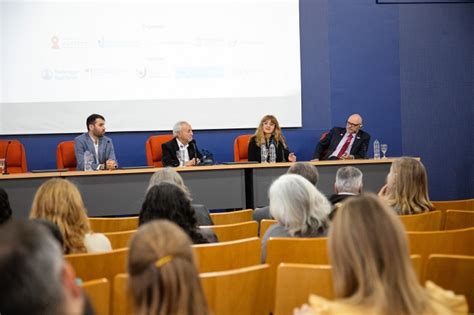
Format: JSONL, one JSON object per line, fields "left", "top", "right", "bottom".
{"left": 162, "top": 121, "right": 202, "bottom": 167}
{"left": 253, "top": 162, "right": 319, "bottom": 223}
{"left": 328, "top": 166, "right": 363, "bottom": 219}
{"left": 248, "top": 114, "right": 296, "bottom": 163}
{"left": 32, "top": 218, "right": 65, "bottom": 249}
{"left": 0, "top": 220, "right": 90, "bottom": 315}
{"left": 147, "top": 168, "right": 213, "bottom": 225}
{"left": 261, "top": 174, "right": 330, "bottom": 261}
{"left": 295, "top": 193, "right": 467, "bottom": 315}
{"left": 30, "top": 178, "right": 112, "bottom": 254}
{"left": 0, "top": 187, "right": 12, "bottom": 225}
{"left": 139, "top": 182, "right": 212, "bottom": 244}
{"left": 378, "top": 157, "right": 434, "bottom": 215}
{"left": 128, "top": 220, "right": 209, "bottom": 315}
{"left": 312, "top": 114, "right": 370, "bottom": 160}
{"left": 75, "top": 113, "right": 117, "bottom": 171}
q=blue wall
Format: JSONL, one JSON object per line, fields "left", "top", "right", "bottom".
{"left": 1, "top": 0, "right": 473, "bottom": 200}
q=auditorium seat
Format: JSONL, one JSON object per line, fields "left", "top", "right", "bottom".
{"left": 233, "top": 134, "right": 252, "bottom": 162}
{"left": 444, "top": 210, "right": 474, "bottom": 230}
{"left": 81, "top": 278, "right": 110, "bottom": 315}
{"left": 89, "top": 216, "right": 139, "bottom": 233}
{"left": 145, "top": 134, "right": 174, "bottom": 167}
{"left": 432, "top": 199, "right": 474, "bottom": 211}
{"left": 209, "top": 209, "right": 253, "bottom": 225}
{"left": 200, "top": 221, "right": 258, "bottom": 242}
{"left": 56, "top": 140, "right": 77, "bottom": 170}
{"left": 0, "top": 139, "right": 28, "bottom": 173}
{"left": 112, "top": 274, "right": 134, "bottom": 315}
{"left": 260, "top": 219, "right": 277, "bottom": 237}
{"left": 103, "top": 230, "right": 136, "bottom": 249}
{"left": 399, "top": 210, "right": 442, "bottom": 231}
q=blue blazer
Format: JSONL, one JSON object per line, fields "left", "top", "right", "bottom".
{"left": 74, "top": 133, "right": 117, "bottom": 170}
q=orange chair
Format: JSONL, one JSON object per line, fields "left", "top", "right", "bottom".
{"left": 233, "top": 134, "right": 252, "bottom": 162}
{"left": 0, "top": 140, "right": 27, "bottom": 173}
{"left": 145, "top": 135, "right": 174, "bottom": 167}
{"left": 56, "top": 141, "right": 77, "bottom": 170}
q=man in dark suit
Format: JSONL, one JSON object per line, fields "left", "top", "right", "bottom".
{"left": 328, "top": 166, "right": 363, "bottom": 219}
{"left": 162, "top": 121, "right": 202, "bottom": 167}
{"left": 312, "top": 114, "right": 370, "bottom": 160}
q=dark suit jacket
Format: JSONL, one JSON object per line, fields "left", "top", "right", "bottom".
{"left": 247, "top": 136, "right": 291, "bottom": 163}
{"left": 161, "top": 138, "right": 202, "bottom": 167}
{"left": 313, "top": 127, "right": 370, "bottom": 160}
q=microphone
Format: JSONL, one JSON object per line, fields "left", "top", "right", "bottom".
{"left": 2, "top": 140, "right": 12, "bottom": 175}
{"left": 190, "top": 140, "right": 198, "bottom": 166}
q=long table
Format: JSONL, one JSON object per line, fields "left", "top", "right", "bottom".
{"left": 0, "top": 159, "right": 397, "bottom": 218}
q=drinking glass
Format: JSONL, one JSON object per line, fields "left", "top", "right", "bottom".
{"left": 0, "top": 158, "right": 5, "bottom": 174}
{"left": 381, "top": 144, "right": 388, "bottom": 159}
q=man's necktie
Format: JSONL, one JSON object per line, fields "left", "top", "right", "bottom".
{"left": 337, "top": 134, "right": 353, "bottom": 159}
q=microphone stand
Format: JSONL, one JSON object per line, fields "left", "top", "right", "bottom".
{"left": 2, "top": 140, "right": 12, "bottom": 175}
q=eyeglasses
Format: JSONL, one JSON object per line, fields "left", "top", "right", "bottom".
{"left": 347, "top": 121, "right": 362, "bottom": 127}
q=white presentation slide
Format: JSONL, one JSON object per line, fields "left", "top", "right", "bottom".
{"left": 0, "top": 0, "right": 301, "bottom": 134}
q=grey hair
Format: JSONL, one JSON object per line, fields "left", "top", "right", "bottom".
{"left": 147, "top": 168, "right": 191, "bottom": 198}
{"left": 172, "top": 121, "right": 189, "bottom": 137}
{"left": 269, "top": 174, "right": 330, "bottom": 236}
{"left": 335, "top": 166, "right": 363, "bottom": 194}
{"left": 0, "top": 220, "right": 65, "bottom": 315}
{"left": 287, "top": 162, "right": 319, "bottom": 186}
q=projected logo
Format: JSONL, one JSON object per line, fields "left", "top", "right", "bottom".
{"left": 51, "top": 36, "right": 60, "bottom": 49}
{"left": 41, "top": 69, "right": 54, "bottom": 80}
{"left": 51, "top": 35, "right": 88, "bottom": 49}
{"left": 136, "top": 67, "right": 147, "bottom": 79}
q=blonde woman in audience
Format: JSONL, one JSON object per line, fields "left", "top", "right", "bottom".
{"left": 128, "top": 220, "right": 209, "bottom": 315}
{"left": 30, "top": 178, "right": 111, "bottom": 254}
{"left": 379, "top": 157, "right": 434, "bottom": 215}
{"left": 261, "top": 174, "right": 331, "bottom": 261}
{"left": 295, "top": 193, "right": 467, "bottom": 315}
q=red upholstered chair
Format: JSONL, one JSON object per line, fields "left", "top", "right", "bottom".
{"left": 145, "top": 134, "right": 174, "bottom": 167}
{"left": 233, "top": 134, "right": 252, "bottom": 162}
{"left": 56, "top": 141, "right": 77, "bottom": 171}
{"left": 0, "top": 140, "right": 28, "bottom": 173}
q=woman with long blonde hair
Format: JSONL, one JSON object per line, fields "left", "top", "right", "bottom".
{"left": 248, "top": 114, "right": 296, "bottom": 163}
{"left": 128, "top": 220, "right": 209, "bottom": 315}
{"left": 30, "top": 178, "right": 111, "bottom": 254}
{"left": 296, "top": 193, "right": 467, "bottom": 315}
{"left": 379, "top": 157, "right": 433, "bottom": 215}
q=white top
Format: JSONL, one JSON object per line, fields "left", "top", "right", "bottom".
{"left": 84, "top": 233, "right": 112, "bottom": 253}
{"left": 176, "top": 138, "right": 190, "bottom": 164}
{"left": 330, "top": 132, "right": 356, "bottom": 158}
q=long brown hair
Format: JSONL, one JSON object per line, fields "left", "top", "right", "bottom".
{"left": 385, "top": 157, "right": 433, "bottom": 215}
{"left": 253, "top": 115, "right": 288, "bottom": 148}
{"left": 128, "top": 220, "right": 209, "bottom": 315}
{"left": 329, "top": 193, "right": 430, "bottom": 315}
{"left": 29, "top": 178, "right": 91, "bottom": 254}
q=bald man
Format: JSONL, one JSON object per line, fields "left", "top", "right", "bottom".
{"left": 312, "top": 114, "right": 370, "bottom": 160}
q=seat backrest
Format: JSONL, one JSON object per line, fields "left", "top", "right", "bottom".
{"left": 56, "top": 140, "right": 77, "bottom": 170}
{"left": 200, "top": 264, "right": 271, "bottom": 315}
{"left": 89, "top": 217, "right": 139, "bottom": 233}
{"left": 407, "top": 227, "right": 474, "bottom": 279}
{"left": 192, "top": 237, "right": 261, "bottom": 273}
{"left": 0, "top": 140, "right": 27, "bottom": 173}
{"left": 432, "top": 199, "right": 474, "bottom": 211}
{"left": 200, "top": 221, "right": 258, "bottom": 242}
{"left": 145, "top": 134, "right": 174, "bottom": 167}
{"left": 112, "top": 274, "right": 134, "bottom": 315}
{"left": 103, "top": 230, "right": 136, "bottom": 249}
{"left": 65, "top": 248, "right": 128, "bottom": 283}
{"left": 425, "top": 254, "right": 474, "bottom": 311}
{"left": 399, "top": 211, "right": 442, "bottom": 231}
{"left": 260, "top": 219, "right": 278, "bottom": 237}
{"left": 81, "top": 278, "right": 110, "bottom": 315}
{"left": 233, "top": 134, "right": 252, "bottom": 162}
{"left": 275, "top": 263, "right": 333, "bottom": 315}
{"left": 444, "top": 210, "right": 474, "bottom": 230}
{"left": 210, "top": 209, "right": 253, "bottom": 225}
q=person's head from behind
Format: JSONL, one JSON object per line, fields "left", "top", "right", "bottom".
{"left": 0, "top": 220, "right": 84, "bottom": 315}
{"left": 254, "top": 114, "right": 287, "bottom": 147}
{"left": 287, "top": 162, "right": 319, "bottom": 186}
{"left": 32, "top": 218, "right": 65, "bottom": 251}
{"left": 334, "top": 166, "right": 363, "bottom": 194}
{"left": 86, "top": 113, "right": 106, "bottom": 137}
{"left": 269, "top": 174, "right": 330, "bottom": 236}
{"left": 147, "top": 167, "right": 190, "bottom": 197}
{"left": 329, "top": 193, "right": 426, "bottom": 315}
{"left": 30, "top": 178, "right": 91, "bottom": 254}
{"left": 139, "top": 182, "right": 206, "bottom": 244}
{"left": 386, "top": 157, "right": 433, "bottom": 214}
{"left": 128, "top": 220, "right": 208, "bottom": 315}
{"left": 173, "top": 121, "right": 193, "bottom": 145}
{"left": 0, "top": 187, "right": 12, "bottom": 225}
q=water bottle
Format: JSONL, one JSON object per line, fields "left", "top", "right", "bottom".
{"left": 84, "top": 151, "right": 93, "bottom": 171}
{"left": 373, "top": 139, "right": 380, "bottom": 160}
{"left": 180, "top": 148, "right": 186, "bottom": 166}
{"left": 260, "top": 144, "right": 268, "bottom": 163}
{"left": 269, "top": 141, "right": 276, "bottom": 163}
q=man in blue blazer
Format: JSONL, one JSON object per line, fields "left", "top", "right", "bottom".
{"left": 74, "top": 114, "right": 117, "bottom": 171}
{"left": 312, "top": 114, "right": 370, "bottom": 160}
